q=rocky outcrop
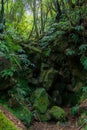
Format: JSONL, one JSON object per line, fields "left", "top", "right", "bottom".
{"left": 30, "top": 88, "right": 49, "bottom": 113}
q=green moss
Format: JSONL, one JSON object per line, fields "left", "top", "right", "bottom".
{"left": 84, "top": 125, "right": 87, "bottom": 130}
{"left": 12, "top": 106, "right": 32, "bottom": 127}
{"left": 38, "top": 112, "right": 51, "bottom": 122}
{"left": 31, "top": 88, "right": 49, "bottom": 114}
{"left": 0, "top": 111, "right": 18, "bottom": 130}
{"left": 49, "top": 106, "right": 66, "bottom": 121}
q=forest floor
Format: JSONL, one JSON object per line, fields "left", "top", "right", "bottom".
{"left": 0, "top": 106, "right": 84, "bottom": 130}
{"left": 30, "top": 121, "right": 78, "bottom": 130}
{"left": 30, "top": 108, "right": 81, "bottom": 130}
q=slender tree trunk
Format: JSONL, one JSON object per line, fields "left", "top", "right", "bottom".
{"left": 0, "top": 0, "right": 4, "bottom": 23}
{"left": 53, "top": 0, "right": 62, "bottom": 22}
{"left": 0, "top": 0, "right": 5, "bottom": 33}
{"left": 33, "top": 0, "right": 39, "bottom": 38}
{"left": 28, "top": 22, "right": 34, "bottom": 39}
{"left": 40, "top": 0, "right": 44, "bottom": 35}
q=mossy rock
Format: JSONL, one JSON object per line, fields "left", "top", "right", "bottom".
{"left": 0, "top": 111, "right": 18, "bottom": 130}
{"left": 13, "top": 106, "right": 32, "bottom": 127}
{"left": 49, "top": 106, "right": 66, "bottom": 121}
{"left": 31, "top": 88, "right": 49, "bottom": 113}
{"left": 38, "top": 112, "right": 51, "bottom": 122}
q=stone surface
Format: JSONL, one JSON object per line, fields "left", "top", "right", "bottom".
{"left": 31, "top": 88, "right": 49, "bottom": 113}
{"left": 49, "top": 106, "right": 66, "bottom": 121}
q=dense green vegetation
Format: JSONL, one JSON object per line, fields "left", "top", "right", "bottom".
{"left": 0, "top": 0, "right": 87, "bottom": 129}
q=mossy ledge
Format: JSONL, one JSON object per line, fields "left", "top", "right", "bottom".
{"left": 0, "top": 110, "right": 18, "bottom": 130}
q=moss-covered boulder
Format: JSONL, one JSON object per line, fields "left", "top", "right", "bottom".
{"left": 38, "top": 112, "right": 51, "bottom": 122}
{"left": 49, "top": 106, "right": 66, "bottom": 121}
{"left": 13, "top": 106, "right": 32, "bottom": 127}
{"left": 31, "top": 88, "right": 49, "bottom": 113}
{"left": 0, "top": 111, "right": 18, "bottom": 130}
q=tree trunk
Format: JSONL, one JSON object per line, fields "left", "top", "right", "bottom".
{"left": 40, "top": 0, "right": 44, "bottom": 35}
{"left": 53, "top": 0, "right": 62, "bottom": 22}
{"left": 0, "top": 0, "right": 5, "bottom": 33}
{"left": 33, "top": 0, "right": 39, "bottom": 38}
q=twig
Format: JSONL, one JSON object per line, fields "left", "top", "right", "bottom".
{"left": 78, "top": 122, "right": 86, "bottom": 130}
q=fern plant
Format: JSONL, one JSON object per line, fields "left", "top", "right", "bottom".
{"left": 8, "top": 78, "right": 31, "bottom": 108}
{"left": 1, "top": 67, "right": 16, "bottom": 79}
{"left": 66, "top": 49, "right": 75, "bottom": 56}
{"left": 75, "top": 25, "right": 84, "bottom": 31}
{"left": 0, "top": 33, "right": 22, "bottom": 75}
{"left": 70, "top": 105, "right": 79, "bottom": 115}
{"left": 79, "top": 44, "right": 87, "bottom": 54}
{"left": 80, "top": 55, "right": 87, "bottom": 70}
{"left": 80, "top": 86, "right": 87, "bottom": 102}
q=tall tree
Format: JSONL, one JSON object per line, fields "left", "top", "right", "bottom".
{"left": 0, "top": 0, "right": 5, "bottom": 33}
{"left": 40, "top": 0, "right": 44, "bottom": 35}
{"left": 53, "top": 0, "right": 62, "bottom": 22}
{"left": 33, "top": 0, "right": 39, "bottom": 38}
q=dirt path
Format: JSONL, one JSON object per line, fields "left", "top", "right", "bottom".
{"left": 0, "top": 106, "right": 84, "bottom": 130}
{"left": 29, "top": 121, "right": 78, "bottom": 130}
{"left": 29, "top": 108, "right": 80, "bottom": 130}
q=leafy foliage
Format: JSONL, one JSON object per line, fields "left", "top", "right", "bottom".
{"left": 8, "top": 78, "right": 31, "bottom": 107}
{"left": 70, "top": 105, "right": 79, "bottom": 115}
{"left": 80, "top": 56, "right": 87, "bottom": 70}
{"left": 80, "top": 86, "right": 87, "bottom": 102}
{"left": 79, "top": 44, "right": 87, "bottom": 54}
{"left": 1, "top": 67, "right": 16, "bottom": 79}
{"left": 66, "top": 49, "right": 75, "bottom": 56}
